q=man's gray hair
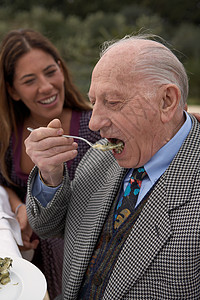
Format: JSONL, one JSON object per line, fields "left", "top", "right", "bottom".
{"left": 100, "top": 34, "right": 188, "bottom": 107}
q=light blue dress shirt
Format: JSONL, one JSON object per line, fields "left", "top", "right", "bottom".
{"left": 33, "top": 112, "right": 192, "bottom": 208}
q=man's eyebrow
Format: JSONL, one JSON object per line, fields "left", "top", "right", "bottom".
{"left": 19, "top": 64, "right": 57, "bottom": 81}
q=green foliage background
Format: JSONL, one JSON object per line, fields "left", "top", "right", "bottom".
{"left": 0, "top": 0, "right": 199, "bottom": 103}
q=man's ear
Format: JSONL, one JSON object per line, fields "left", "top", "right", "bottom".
{"left": 160, "top": 84, "right": 181, "bottom": 123}
{"left": 6, "top": 83, "right": 21, "bottom": 101}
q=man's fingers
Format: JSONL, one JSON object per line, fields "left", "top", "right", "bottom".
{"left": 47, "top": 118, "right": 62, "bottom": 129}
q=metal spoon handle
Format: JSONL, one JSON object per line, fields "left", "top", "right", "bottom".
{"left": 27, "top": 127, "right": 93, "bottom": 147}
{"left": 62, "top": 134, "right": 93, "bottom": 146}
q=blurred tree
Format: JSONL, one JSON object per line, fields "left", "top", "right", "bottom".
{"left": 59, "top": 11, "right": 131, "bottom": 93}
{"left": 121, "top": 4, "right": 152, "bottom": 25}
{"left": 171, "top": 23, "right": 200, "bottom": 59}
{"left": 142, "top": 0, "right": 200, "bottom": 25}
{"left": 1, "top": 0, "right": 199, "bottom": 24}
{"left": 0, "top": 1, "right": 199, "bottom": 100}
{"left": 135, "top": 14, "right": 165, "bottom": 36}
{"left": 171, "top": 22, "right": 200, "bottom": 99}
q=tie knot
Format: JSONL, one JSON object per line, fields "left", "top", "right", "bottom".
{"left": 132, "top": 167, "right": 147, "bottom": 181}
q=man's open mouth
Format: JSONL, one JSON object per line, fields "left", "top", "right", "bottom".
{"left": 93, "top": 138, "right": 124, "bottom": 153}
{"left": 109, "top": 138, "right": 124, "bottom": 153}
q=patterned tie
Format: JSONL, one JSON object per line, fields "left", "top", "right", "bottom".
{"left": 114, "top": 167, "right": 147, "bottom": 230}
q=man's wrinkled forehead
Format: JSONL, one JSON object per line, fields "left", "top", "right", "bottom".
{"left": 92, "top": 44, "right": 139, "bottom": 82}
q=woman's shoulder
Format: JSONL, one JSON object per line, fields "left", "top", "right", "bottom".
{"left": 79, "top": 110, "right": 92, "bottom": 121}
{"left": 78, "top": 110, "right": 101, "bottom": 143}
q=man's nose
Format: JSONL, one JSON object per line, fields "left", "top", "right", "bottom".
{"left": 89, "top": 105, "right": 110, "bottom": 132}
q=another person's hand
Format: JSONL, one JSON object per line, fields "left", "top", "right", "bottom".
{"left": 16, "top": 204, "right": 39, "bottom": 251}
{"left": 191, "top": 113, "right": 200, "bottom": 122}
{"left": 5, "top": 187, "right": 39, "bottom": 250}
{"left": 25, "top": 118, "right": 78, "bottom": 186}
{"left": 185, "top": 104, "right": 200, "bottom": 122}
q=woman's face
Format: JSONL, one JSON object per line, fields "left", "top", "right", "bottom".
{"left": 9, "top": 48, "right": 65, "bottom": 123}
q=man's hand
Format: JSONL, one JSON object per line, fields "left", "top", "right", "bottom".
{"left": 25, "top": 119, "right": 78, "bottom": 186}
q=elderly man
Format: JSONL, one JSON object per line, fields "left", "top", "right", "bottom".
{"left": 25, "top": 34, "right": 200, "bottom": 299}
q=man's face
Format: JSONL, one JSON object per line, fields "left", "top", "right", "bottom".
{"left": 88, "top": 46, "right": 164, "bottom": 168}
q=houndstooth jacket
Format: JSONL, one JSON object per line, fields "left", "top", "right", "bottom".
{"left": 26, "top": 114, "right": 200, "bottom": 300}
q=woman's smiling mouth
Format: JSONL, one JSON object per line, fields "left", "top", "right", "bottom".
{"left": 39, "top": 95, "right": 57, "bottom": 104}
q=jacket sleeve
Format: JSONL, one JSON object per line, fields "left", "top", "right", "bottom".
{"left": 26, "top": 163, "right": 71, "bottom": 239}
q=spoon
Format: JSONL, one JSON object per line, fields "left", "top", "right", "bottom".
{"left": 27, "top": 127, "right": 94, "bottom": 147}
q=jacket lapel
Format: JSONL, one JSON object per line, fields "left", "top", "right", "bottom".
{"left": 104, "top": 174, "right": 172, "bottom": 299}
{"left": 67, "top": 161, "right": 127, "bottom": 295}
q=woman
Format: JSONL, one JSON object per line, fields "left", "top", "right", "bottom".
{"left": 0, "top": 29, "right": 100, "bottom": 299}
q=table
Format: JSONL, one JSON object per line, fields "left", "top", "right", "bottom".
{"left": 0, "top": 186, "right": 49, "bottom": 300}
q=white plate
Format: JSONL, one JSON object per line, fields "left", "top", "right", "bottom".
{"left": 0, "top": 256, "right": 47, "bottom": 300}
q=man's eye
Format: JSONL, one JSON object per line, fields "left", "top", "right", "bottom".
{"left": 107, "top": 100, "right": 124, "bottom": 111}
{"left": 109, "top": 101, "right": 119, "bottom": 105}
{"left": 108, "top": 101, "right": 121, "bottom": 107}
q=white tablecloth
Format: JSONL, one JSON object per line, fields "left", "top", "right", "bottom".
{"left": 0, "top": 186, "right": 22, "bottom": 258}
